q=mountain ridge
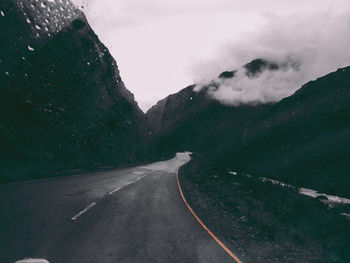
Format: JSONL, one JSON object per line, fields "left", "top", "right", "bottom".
{"left": 147, "top": 61, "right": 350, "bottom": 196}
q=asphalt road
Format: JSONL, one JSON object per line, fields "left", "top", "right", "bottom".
{"left": 0, "top": 153, "right": 234, "bottom": 263}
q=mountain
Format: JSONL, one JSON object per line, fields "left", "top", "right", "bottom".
{"left": 221, "top": 66, "right": 350, "bottom": 196}
{"left": 146, "top": 58, "right": 284, "bottom": 158}
{"left": 0, "top": 0, "right": 150, "bottom": 182}
{"left": 147, "top": 60, "right": 350, "bottom": 197}
{"left": 147, "top": 58, "right": 294, "bottom": 135}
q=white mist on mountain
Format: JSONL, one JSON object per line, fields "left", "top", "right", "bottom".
{"left": 207, "top": 61, "right": 304, "bottom": 105}
{"left": 193, "top": 12, "right": 350, "bottom": 106}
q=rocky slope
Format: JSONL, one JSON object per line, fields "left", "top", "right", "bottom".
{"left": 147, "top": 60, "right": 350, "bottom": 196}
{"left": 0, "top": 0, "right": 150, "bottom": 182}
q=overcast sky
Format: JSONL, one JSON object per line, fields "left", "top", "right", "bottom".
{"left": 75, "top": 0, "right": 350, "bottom": 111}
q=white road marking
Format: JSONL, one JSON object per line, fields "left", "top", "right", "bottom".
{"left": 15, "top": 259, "right": 49, "bottom": 263}
{"left": 70, "top": 202, "right": 96, "bottom": 221}
{"left": 70, "top": 172, "right": 150, "bottom": 221}
{"left": 108, "top": 187, "right": 121, "bottom": 195}
{"left": 108, "top": 173, "right": 149, "bottom": 196}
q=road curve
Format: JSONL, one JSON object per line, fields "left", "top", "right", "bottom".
{"left": 0, "top": 153, "right": 236, "bottom": 263}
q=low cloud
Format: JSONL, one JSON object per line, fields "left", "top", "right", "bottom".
{"left": 202, "top": 57, "right": 303, "bottom": 105}
{"left": 193, "top": 11, "right": 350, "bottom": 106}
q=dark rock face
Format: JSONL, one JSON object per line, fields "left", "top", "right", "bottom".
{"left": 243, "top": 58, "right": 300, "bottom": 78}
{"left": 218, "top": 71, "right": 236, "bottom": 79}
{"left": 146, "top": 85, "right": 213, "bottom": 134}
{"left": 147, "top": 62, "right": 350, "bottom": 196}
{"left": 217, "top": 58, "right": 298, "bottom": 80}
{"left": 0, "top": 0, "right": 150, "bottom": 182}
{"left": 244, "top": 58, "right": 279, "bottom": 77}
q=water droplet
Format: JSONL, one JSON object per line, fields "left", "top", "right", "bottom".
{"left": 41, "top": 2, "right": 47, "bottom": 8}
{"left": 28, "top": 45, "right": 35, "bottom": 51}
{"left": 35, "top": 24, "right": 42, "bottom": 30}
{"left": 5, "top": 71, "right": 9, "bottom": 76}
{"left": 26, "top": 18, "right": 31, "bottom": 24}
{"left": 0, "top": 11, "right": 5, "bottom": 17}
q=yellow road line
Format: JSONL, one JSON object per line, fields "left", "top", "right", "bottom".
{"left": 176, "top": 172, "right": 243, "bottom": 263}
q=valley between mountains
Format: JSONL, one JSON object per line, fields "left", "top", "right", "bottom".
{"left": 1, "top": 0, "right": 350, "bottom": 262}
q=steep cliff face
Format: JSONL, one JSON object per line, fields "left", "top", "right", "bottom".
{"left": 147, "top": 60, "right": 350, "bottom": 196}
{"left": 146, "top": 85, "right": 213, "bottom": 134}
{"left": 0, "top": 0, "right": 150, "bottom": 182}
